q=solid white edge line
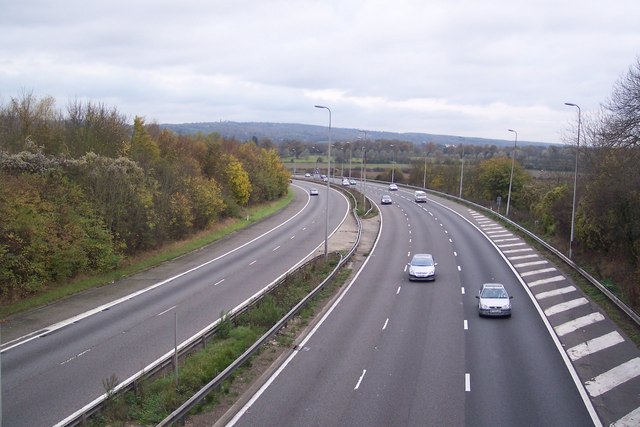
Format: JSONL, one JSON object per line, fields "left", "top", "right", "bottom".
{"left": 465, "top": 373, "right": 471, "bottom": 391}
{"left": 428, "top": 197, "right": 602, "bottom": 427}
{"left": 226, "top": 195, "right": 386, "bottom": 426}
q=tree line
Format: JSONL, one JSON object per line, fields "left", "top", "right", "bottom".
{"left": 0, "top": 94, "right": 290, "bottom": 303}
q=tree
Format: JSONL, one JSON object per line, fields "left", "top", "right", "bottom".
{"left": 0, "top": 91, "right": 64, "bottom": 154}
{"left": 601, "top": 57, "right": 640, "bottom": 149}
{"left": 64, "top": 100, "right": 129, "bottom": 157}
{"left": 130, "top": 116, "right": 160, "bottom": 168}
{"left": 477, "top": 157, "right": 527, "bottom": 205}
{"left": 223, "top": 154, "right": 252, "bottom": 206}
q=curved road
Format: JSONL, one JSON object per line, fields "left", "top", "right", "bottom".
{"left": 228, "top": 183, "right": 595, "bottom": 426}
{"left": 1, "top": 182, "right": 349, "bottom": 427}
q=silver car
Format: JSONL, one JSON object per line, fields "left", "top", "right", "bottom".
{"left": 407, "top": 253, "right": 436, "bottom": 281}
{"left": 476, "top": 283, "right": 513, "bottom": 317}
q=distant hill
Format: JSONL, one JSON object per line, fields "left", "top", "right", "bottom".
{"left": 160, "top": 121, "right": 549, "bottom": 147}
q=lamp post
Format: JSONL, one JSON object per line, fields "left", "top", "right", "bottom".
{"left": 390, "top": 144, "right": 396, "bottom": 183}
{"left": 347, "top": 141, "right": 352, "bottom": 179}
{"left": 565, "top": 102, "right": 581, "bottom": 259}
{"left": 423, "top": 142, "right": 427, "bottom": 189}
{"left": 459, "top": 144, "right": 465, "bottom": 198}
{"left": 506, "top": 129, "right": 518, "bottom": 217}
{"left": 315, "top": 105, "right": 331, "bottom": 259}
{"left": 359, "top": 131, "right": 367, "bottom": 211}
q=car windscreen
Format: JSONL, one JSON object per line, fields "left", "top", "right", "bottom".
{"left": 481, "top": 288, "right": 508, "bottom": 298}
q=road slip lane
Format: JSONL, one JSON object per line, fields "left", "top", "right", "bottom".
{"left": 432, "top": 193, "right": 640, "bottom": 425}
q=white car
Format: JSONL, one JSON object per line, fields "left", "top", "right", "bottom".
{"left": 310, "top": 188, "right": 319, "bottom": 196}
{"left": 389, "top": 183, "right": 398, "bottom": 191}
{"left": 476, "top": 283, "right": 513, "bottom": 317}
{"left": 407, "top": 253, "right": 436, "bottom": 281}
{"left": 342, "top": 178, "right": 350, "bottom": 186}
{"left": 381, "top": 194, "right": 393, "bottom": 205}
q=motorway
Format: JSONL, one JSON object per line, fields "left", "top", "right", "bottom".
{"left": 1, "top": 182, "right": 349, "bottom": 427}
{"left": 227, "top": 182, "right": 596, "bottom": 426}
{"left": 4, "top": 178, "right": 638, "bottom": 426}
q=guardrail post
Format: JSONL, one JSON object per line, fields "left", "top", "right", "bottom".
{"left": 174, "top": 311, "right": 179, "bottom": 388}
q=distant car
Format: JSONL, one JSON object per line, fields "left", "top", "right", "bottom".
{"left": 349, "top": 179, "right": 357, "bottom": 185}
{"left": 322, "top": 176, "right": 328, "bottom": 182}
{"left": 414, "top": 190, "right": 427, "bottom": 203}
{"left": 342, "top": 178, "right": 350, "bottom": 186}
{"left": 389, "top": 183, "right": 398, "bottom": 191}
{"left": 310, "top": 188, "right": 319, "bottom": 196}
{"left": 304, "top": 173, "right": 311, "bottom": 177}
{"left": 476, "top": 283, "right": 513, "bottom": 317}
{"left": 381, "top": 194, "right": 392, "bottom": 205}
{"left": 407, "top": 253, "right": 436, "bottom": 281}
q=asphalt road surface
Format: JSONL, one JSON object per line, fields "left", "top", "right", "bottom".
{"left": 227, "top": 183, "right": 595, "bottom": 427}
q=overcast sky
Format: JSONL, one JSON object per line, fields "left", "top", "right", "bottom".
{"left": 2, "top": 0, "right": 639, "bottom": 144}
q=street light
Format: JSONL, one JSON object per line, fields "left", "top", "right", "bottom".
{"left": 459, "top": 144, "right": 465, "bottom": 198}
{"left": 315, "top": 105, "right": 331, "bottom": 259}
{"left": 423, "top": 141, "right": 427, "bottom": 189}
{"left": 359, "top": 131, "right": 367, "bottom": 211}
{"left": 506, "top": 129, "right": 518, "bottom": 217}
{"left": 346, "top": 141, "right": 352, "bottom": 179}
{"left": 390, "top": 144, "right": 396, "bottom": 183}
{"left": 565, "top": 102, "right": 581, "bottom": 259}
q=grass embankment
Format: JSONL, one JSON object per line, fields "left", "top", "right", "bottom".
{"left": 92, "top": 253, "right": 351, "bottom": 426}
{"left": 0, "top": 191, "right": 294, "bottom": 319}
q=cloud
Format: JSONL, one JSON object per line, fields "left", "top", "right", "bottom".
{"left": 1, "top": 0, "right": 639, "bottom": 143}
